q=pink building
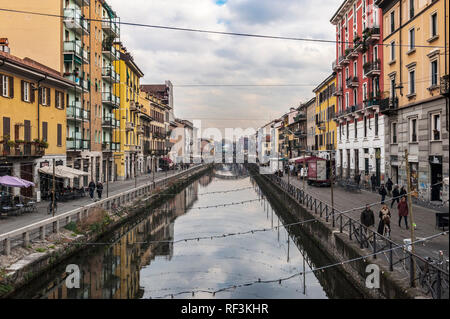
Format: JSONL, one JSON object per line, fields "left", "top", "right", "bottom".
{"left": 331, "top": 0, "right": 386, "bottom": 184}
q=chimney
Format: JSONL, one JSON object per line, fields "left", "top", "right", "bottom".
{"left": 0, "top": 38, "right": 10, "bottom": 54}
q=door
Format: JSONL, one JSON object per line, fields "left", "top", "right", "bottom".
{"left": 375, "top": 148, "right": 381, "bottom": 186}
{"left": 391, "top": 166, "right": 398, "bottom": 184}
{"left": 20, "top": 162, "right": 33, "bottom": 199}
{"left": 431, "top": 163, "right": 442, "bottom": 201}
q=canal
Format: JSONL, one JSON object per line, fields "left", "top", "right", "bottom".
{"left": 9, "top": 165, "right": 363, "bottom": 299}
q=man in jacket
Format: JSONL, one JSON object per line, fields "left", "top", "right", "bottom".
{"left": 360, "top": 204, "right": 375, "bottom": 228}
{"left": 88, "top": 180, "right": 96, "bottom": 200}
{"left": 96, "top": 181, "right": 103, "bottom": 199}
{"left": 370, "top": 174, "right": 377, "bottom": 191}
{"left": 386, "top": 178, "right": 393, "bottom": 197}
{"left": 391, "top": 185, "right": 400, "bottom": 208}
{"left": 400, "top": 186, "right": 407, "bottom": 199}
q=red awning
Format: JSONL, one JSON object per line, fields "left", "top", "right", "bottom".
{"left": 295, "top": 156, "right": 327, "bottom": 164}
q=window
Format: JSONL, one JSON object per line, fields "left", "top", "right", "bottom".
{"left": 353, "top": 4, "right": 357, "bottom": 27}
{"left": 22, "top": 81, "right": 31, "bottom": 102}
{"left": 55, "top": 91, "right": 65, "bottom": 109}
{"left": 409, "top": 69, "right": 415, "bottom": 94}
{"left": 375, "top": 114, "right": 379, "bottom": 136}
{"left": 390, "top": 76, "right": 396, "bottom": 98}
{"left": 390, "top": 10, "right": 395, "bottom": 33}
{"left": 0, "top": 75, "right": 13, "bottom": 98}
{"left": 57, "top": 124, "right": 62, "bottom": 146}
{"left": 353, "top": 61, "right": 357, "bottom": 77}
{"left": 363, "top": 83, "right": 367, "bottom": 101}
{"left": 431, "top": 60, "right": 438, "bottom": 86}
{"left": 345, "top": 92, "right": 349, "bottom": 108}
{"left": 392, "top": 122, "right": 397, "bottom": 143}
{"left": 431, "top": 113, "right": 441, "bottom": 141}
{"left": 42, "top": 122, "right": 48, "bottom": 142}
{"left": 354, "top": 120, "right": 357, "bottom": 138}
{"left": 431, "top": 12, "right": 438, "bottom": 37}
{"left": 409, "top": 0, "right": 414, "bottom": 19}
{"left": 374, "top": 46, "right": 378, "bottom": 60}
{"left": 353, "top": 88, "right": 357, "bottom": 105}
{"left": 390, "top": 41, "right": 395, "bottom": 61}
{"left": 346, "top": 122, "right": 349, "bottom": 138}
{"left": 410, "top": 118, "right": 417, "bottom": 142}
{"left": 39, "top": 87, "right": 50, "bottom": 106}
{"left": 409, "top": 28, "right": 415, "bottom": 51}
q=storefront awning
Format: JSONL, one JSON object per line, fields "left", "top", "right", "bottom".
{"left": 38, "top": 166, "right": 89, "bottom": 179}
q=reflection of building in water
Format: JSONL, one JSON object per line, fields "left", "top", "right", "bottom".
{"left": 27, "top": 181, "right": 200, "bottom": 299}
{"left": 198, "top": 174, "right": 213, "bottom": 187}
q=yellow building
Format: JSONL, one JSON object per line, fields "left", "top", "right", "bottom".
{"left": 113, "top": 43, "right": 144, "bottom": 180}
{"left": 313, "top": 73, "right": 337, "bottom": 153}
{"left": 0, "top": 47, "right": 73, "bottom": 199}
{"left": 377, "top": 0, "right": 449, "bottom": 202}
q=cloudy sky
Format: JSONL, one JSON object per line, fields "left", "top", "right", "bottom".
{"left": 108, "top": 0, "right": 338, "bottom": 133}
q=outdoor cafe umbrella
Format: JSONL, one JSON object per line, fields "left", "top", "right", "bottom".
{"left": 0, "top": 175, "right": 35, "bottom": 188}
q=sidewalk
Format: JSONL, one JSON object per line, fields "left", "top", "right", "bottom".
{"left": 0, "top": 168, "right": 183, "bottom": 236}
{"left": 281, "top": 174, "right": 449, "bottom": 260}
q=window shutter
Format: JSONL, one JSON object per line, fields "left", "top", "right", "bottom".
{"left": 42, "top": 122, "right": 48, "bottom": 142}
{"left": 21, "top": 80, "right": 24, "bottom": 101}
{"left": 0, "top": 75, "right": 3, "bottom": 96}
{"left": 61, "top": 92, "right": 65, "bottom": 109}
{"left": 46, "top": 88, "right": 51, "bottom": 106}
{"left": 38, "top": 87, "right": 42, "bottom": 105}
{"left": 30, "top": 84, "right": 35, "bottom": 103}
{"left": 9, "top": 76, "right": 13, "bottom": 98}
{"left": 57, "top": 124, "right": 62, "bottom": 146}
{"left": 55, "top": 91, "right": 59, "bottom": 108}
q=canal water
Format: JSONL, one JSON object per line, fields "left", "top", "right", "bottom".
{"left": 10, "top": 165, "right": 363, "bottom": 299}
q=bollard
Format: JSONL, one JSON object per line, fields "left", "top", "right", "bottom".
{"left": 40, "top": 225, "right": 45, "bottom": 240}
{"left": 23, "top": 231, "right": 30, "bottom": 248}
{"left": 3, "top": 238, "right": 11, "bottom": 256}
{"left": 53, "top": 220, "right": 59, "bottom": 233}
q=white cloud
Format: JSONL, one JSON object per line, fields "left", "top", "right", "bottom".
{"left": 108, "top": 0, "right": 337, "bottom": 132}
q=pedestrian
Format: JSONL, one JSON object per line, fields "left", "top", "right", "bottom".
{"left": 386, "top": 178, "right": 393, "bottom": 197}
{"left": 96, "top": 181, "right": 103, "bottom": 199}
{"left": 355, "top": 172, "right": 361, "bottom": 185}
{"left": 370, "top": 174, "right": 377, "bottom": 191}
{"left": 391, "top": 185, "right": 400, "bottom": 208}
{"left": 88, "top": 180, "right": 96, "bottom": 200}
{"left": 377, "top": 204, "right": 391, "bottom": 236}
{"left": 360, "top": 204, "right": 375, "bottom": 229}
{"left": 400, "top": 186, "right": 407, "bottom": 199}
{"left": 379, "top": 184, "right": 387, "bottom": 204}
{"left": 397, "top": 196, "right": 409, "bottom": 229}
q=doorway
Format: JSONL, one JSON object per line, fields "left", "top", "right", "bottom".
{"left": 430, "top": 162, "right": 442, "bottom": 201}
{"left": 375, "top": 148, "right": 381, "bottom": 186}
{"left": 391, "top": 165, "right": 398, "bottom": 185}
{"left": 20, "top": 162, "right": 33, "bottom": 199}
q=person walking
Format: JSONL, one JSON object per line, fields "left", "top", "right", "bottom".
{"left": 379, "top": 184, "right": 387, "bottom": 204}
{"left": 355, "top": 172, "right": 361, "bottom": 185}
{"left": 360, "top": 204, "right": 375, "bottom": 229}
{"left": 397, "top": 196, "right": 409, "bottom": 229}
{"left": 391, "top": 185, "right": 400, "bottom": 208}
{"left": 386, "top": 178, "right": 393, "bottom": 197}
{"left": 399, "top": 186, "right": 407, "bottom": 199}
{"left": 377, "top": 204, "right": 391, "bottom": 236}
{"left": 96, "top": 181, "right": 103, "bottom": 199}
{"left": 88, "top": 180, "right": 96, "bottom": 200}
{"left": 370, "top": 174, "right": 377, "bottom": 192}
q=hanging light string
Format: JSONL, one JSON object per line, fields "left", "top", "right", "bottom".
{"left": 148, "top": 230, "right": 449, "bottom": 299}
{"left": 154, "top": 186, "right": 254, "bottom": 196}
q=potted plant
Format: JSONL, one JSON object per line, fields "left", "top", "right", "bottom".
{"left": 39, "top": 140, "right": 49, "bottom": 149}
{"left": 7, "top": 140, "right": 16, "bottom": 148}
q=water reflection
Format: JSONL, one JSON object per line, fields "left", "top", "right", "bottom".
{"left": 11, "top": 165, "right": 362, "bottom": 299}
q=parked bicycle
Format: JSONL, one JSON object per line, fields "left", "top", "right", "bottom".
{"left": 419, "top": 251, "right": 449, "bottom": 299}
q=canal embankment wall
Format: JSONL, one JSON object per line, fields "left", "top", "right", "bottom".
{"left": 251, "top": 167, "right": 423, "bottom": 299}
{"left": 0, "top": 164, "right": 212, "bottom": 298}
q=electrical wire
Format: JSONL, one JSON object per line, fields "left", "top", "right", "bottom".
{"left": 0, "top": 8, "right": 444, "bottom": 49}
{"left": 148, "top": 230, "right": 449, "bottom": 299}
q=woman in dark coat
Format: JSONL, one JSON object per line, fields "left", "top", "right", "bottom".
{"left": 397, "top": 196, "right": 409, "bottom": 229}
{"left": 377, "top": 205, "right": 391, "bottom": 236}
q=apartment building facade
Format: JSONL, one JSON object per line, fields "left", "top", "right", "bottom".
{"left": 331, "top": 0, "right": 386, "bottom": 184}
{"left": 376, "top": 0, "right": 449, "bottom": 202}
{"left": 313, "top": 73, "right": 337, "bottom": 157}
{"left": 305, "top": 97, "right": 317, "bottom": 153}
{"left": 0, "top": 47, "right": 73, "bottom": 199}
{"left": 113, "top": 42, "right": 144, "bottom": 180}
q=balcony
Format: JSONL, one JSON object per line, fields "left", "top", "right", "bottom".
{"left": 67, "top": 139, "right": 90, "bottom": 150}
{"left": 129, "top": 101, "right": 137, "bottom": 111}
{"left": 102, "top": 19, "right": 120, "bottom": 38}
{"left": 0, "top": 142, "right": 45, "bottom": 158}
{"left": 332, "top": 59, "right": 342, "bottom": 71}
{"left": 102, "top": 116, "right": 119, "bottom": 128}
{"left": 102, "top": 92, "right": 120, "bottom": 108}
{"left": 333, "top": 85, "right": 343, "bottom": 96}
{"left": 63, "top": 9, "right": 89, "bottom": 35}
{"left": 379, "top": 97, "right": 399, "bottom": 115}
{"left": 63, "top": 74, "right": 85, "bottom": 91}
{"left": 346, "top": 76, "right": 359, "bottom": 87}
{"left": 102, "top": 67, "right": 118, "bottom": 83}
{"left": 67, "top": 103, "right": 89, "bottom": 122}
{"left": 75, "top": 0, "right": 90, "bottom": 6}
{"left": 349, "top": 47, "right": 359, "bottom": 59}
{"left": 63, "top": 41, "right": 83, "bottom": 64}
{"left": 317, "top": 121, "right": 326, "bottom": 130}
{"left": 363, "top": 59, "right": 381, "bottom": 77}
{"left": 125, "top": 122, "right": 135, "bottom": 131}
{"left": 102, "top": 44, "right": 120, "bottom": 61}
{"left": 363, "top": 26, "right": 380, "bottom": 44}
{"left": 441, "top": 75, "right": 449, "bottom": 97}
{"left": 294, "top": 111, "right": 307, "bottom": 122}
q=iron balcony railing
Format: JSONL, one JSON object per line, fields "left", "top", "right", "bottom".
{"left": 363, "top": 26, "right": 381, "bottom": 43}
{"left": 0, "top": 142, "right": 45, "bottom": 157}
{"left": 363, "top": 59, "right": 381, "bottom": 77}
{"left": 67, "top": 103, "right": 89, "bottom": 121}
{"left": 102, "top": 92, "right": 120, "bottom": 107}
{"left": 67, "top": 139, "right": 90, "bottom": 150}
{"left": 379, "top": 97, "right": 399, "bottom": 114}
{"left": 102, "top": 19, "right": 120, "bottom": 37}
{"left": 346, "top": 76, "right": 359, "bottom": 87}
